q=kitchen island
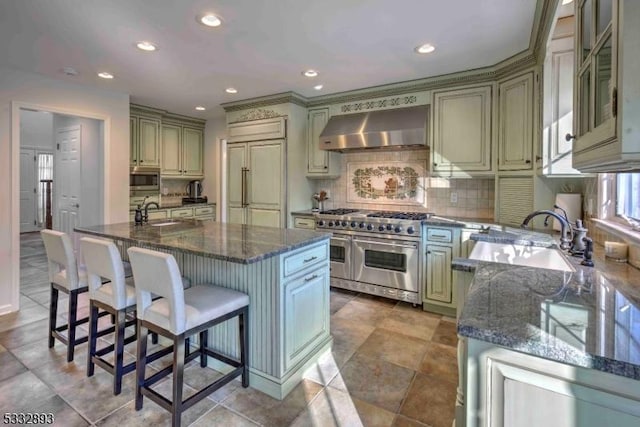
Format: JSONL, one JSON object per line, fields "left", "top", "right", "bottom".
{"left": 75, "top": 219, "right": 332, "bottom": 400}
{"left": 453, "top": 230, "right": 640, "bottom": 426}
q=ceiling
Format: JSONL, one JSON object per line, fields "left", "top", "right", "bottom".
{"left": 0, "top": 0, "right": 538, "bottom": 119}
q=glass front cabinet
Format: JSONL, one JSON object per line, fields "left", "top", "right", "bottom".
{"left": 572, "top": 0, "right": 640, "bottom": 172}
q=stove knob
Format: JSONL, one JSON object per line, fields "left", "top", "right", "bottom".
{"left": 328, "top": 221, "right": 334, "bottom": 227}
{"left": 378, "top": 225, "right": 385, "bottom": 232}
{"left": 341, "top": 221, "right": 348, "bottom": 227}
{"left": 395, "top": 226, "right": 403, "bottom": 233}
{"left": 359, "top": 222, "right": 366, "bottom": 229}
{"left": 386, "top": 224, "right": 393, "bottom": 231}
{"left": 366, "top": 224, "right": 373, "bottom": 231}
{"left": 407, "top": 226, "right": 415, "bottom": 235}
{"left": 351, "top": 221, "right": 357, "bottom": 228}
{"left": 317, "top": 220, "right": 325, "bottom": 227}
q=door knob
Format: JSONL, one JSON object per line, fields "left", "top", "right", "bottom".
{"left": 74, "top": 204, "right": 80, "bottom": 208}
{"left": 565, "top": 133, "right": 576, "bottom": 142}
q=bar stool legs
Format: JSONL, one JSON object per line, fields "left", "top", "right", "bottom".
{"left": 48, "top": 283, "right": 91, "bottom": 362}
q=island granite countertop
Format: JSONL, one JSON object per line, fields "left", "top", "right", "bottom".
{"left": 75, "top": 219, "right": 330, "bottom": 264}
{"left": 454, "top": 228, "right": 640, "bottom": 380}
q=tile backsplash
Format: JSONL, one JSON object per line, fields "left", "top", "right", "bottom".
{"left": 312, "top": 149, "right": 495, "bottom": 219}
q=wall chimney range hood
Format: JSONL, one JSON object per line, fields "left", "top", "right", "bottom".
{"left": 319, "top": 105, "right": 428, "bottom": 152}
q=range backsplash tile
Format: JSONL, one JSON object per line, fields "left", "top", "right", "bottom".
{"left": 311, "top": 149, "right": 494, "bottom": 218}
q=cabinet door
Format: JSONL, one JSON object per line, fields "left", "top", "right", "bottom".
{"left": 432, "top": 86, "right": 492, "bottom": 173}
{"left": 138, "top": 118, "right": 160, "bottom": 167}
{"left": 247, "top": 140, "right": 283, "bottom": 211}
{"left": 182, "top": 127, "right": 204, "bottom": 177}
{"left": 282, "top": 266, "right": 330, "bottom": 371}
{"left": 425, "top": 245, "right": 453, "bottom": 303}
{"left": 130, "top": 117, "right": 138, "bottom": 166}
{"left": 161, "top": 124, "right": 182, "bottom": 176}
{"left": 227, "top": 144, "right": 246, "bottom": 213}
{"left": 498, "top": 73, "right": 533, "bottom": 171}
{"left": 307, "top": 108, "right": 330, "bottom": 174}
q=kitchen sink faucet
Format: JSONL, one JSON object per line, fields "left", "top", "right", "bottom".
{"left": 521, "top": 210, "right": 573, "bottom": 251}
{"left": 143, "top": 201, "right": 160, "bottom": 223}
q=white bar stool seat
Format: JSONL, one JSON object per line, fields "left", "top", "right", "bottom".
{"left": 128, "top": 246, "right": 249, "bottom": 427}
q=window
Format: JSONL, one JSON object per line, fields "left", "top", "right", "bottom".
{"left": 616, "top": 173, "right": 640, "bottom": 221}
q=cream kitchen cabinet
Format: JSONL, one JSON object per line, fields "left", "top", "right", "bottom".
{"left": 292, "top": 214, "right": 316, "bottom": 230}
{"left": 572, "top": 0, "right": 640, "bottom": 172}
{"left": 432, "top": 86, "right": 493, "bottom": 176}
{"left": 130, "top": 115, "right": 161, "bottom": 168}
{"left": 227, "top": 139, "right": 284, "bottom": 228}
{"left": 423, "top": 225, "right": 461, "bottom": 317}
{"left": 307, "top": 108, "right": 340, "bottom": 178}
{"left": 498, "top": 72, "right": 534, "bottom": 171}
{"left": 161, "top": 124, "right": 204, "bottom": 178}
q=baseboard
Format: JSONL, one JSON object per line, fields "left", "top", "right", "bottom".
{"left": 0, "top": 303, "right": 17, "bottom": 316}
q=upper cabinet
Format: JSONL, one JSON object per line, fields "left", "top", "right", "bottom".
{"left": 572, "top": 0, "right": 640, "bottom": 171}
{"left": 161, "top": 122, "right": 204, "bottom": 178}
{"left": 130, "top": 113, "right": 161, "bottom": 168}
{"left": 498, "top": 73, "right": 534, "bottom": 171}
{"left": 431, "top": 86, "right": 493, "bottom": 176}
{"left": 307, "top": 108, "right": 340, "bottom": 178}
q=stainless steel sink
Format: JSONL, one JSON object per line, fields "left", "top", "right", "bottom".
{"left": 150, "top": 221, "right": 180, "bottom": 227}
{"left": 469, "top": 241, "right": 575, "bottom": 272}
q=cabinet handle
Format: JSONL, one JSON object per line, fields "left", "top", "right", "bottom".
{"left": 140, "top": 160, "right": 144, "bottom": 163}
{"left": 525, "top": 160, "right": 531, "bottom": 164}
{"left": 324, "top": 166, "right": 328, "bottom": 169}
{"left": 612, "top": 86, "right": 618, "bottom": 117}
{"left": 427, "top": 251, "right": 431, "bottom": 254}
{"left": 304, "top": 274, "right": 319, "bottom": 282}
{"left": 431, "top": 234, "right": 448, "bottom": 238}
{"left": 535, "top": 155, "right": 542, "bottom": 161}
{"left": 303, "top": 256, "right": 318, "bottom": 263}
{"left": 433, "top": 163, "right": 438, "bottom": 167}
{"left": 565, "top": 133, "right": 576, "bottom": 142}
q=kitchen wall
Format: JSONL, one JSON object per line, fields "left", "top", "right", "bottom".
{"left": 311, "top": 149, "right": 495, "bottom": 218}
{"left": 0, "top": 64, "right": 130, "bottom": 314}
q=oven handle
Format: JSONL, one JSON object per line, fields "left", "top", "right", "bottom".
{"left": 353, "top": 237, "right": 418, "bottom": 250}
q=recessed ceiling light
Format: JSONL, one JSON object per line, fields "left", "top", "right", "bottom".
{"left": 136, "top": 41, "right": 157, "bottom": 52}
{"left": 62, "top": 67, "right": 78, "bottom": 76}
{"left": 195, "top": 106, "right": 206, "bottom": 111}
{"left": 414, "top": 43, "right": 436, "bottom": 54}
{"left": 97, "top": 72, "right": 114, "bottom": 79}
{"left": 314, "top": 84, "right": 323, "bottom": 90}
{"left": 225, "top": 87, "right": 238, "bottom": 94}
{"left": 199, "top": 14, "right": 222, "bottom": 27}
{"left": 303, "top": 69, "right": 318, "bottom": 78}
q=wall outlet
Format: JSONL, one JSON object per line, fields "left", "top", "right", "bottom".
{"left": 450, "top": 192, "right": 458, "bottom": 204}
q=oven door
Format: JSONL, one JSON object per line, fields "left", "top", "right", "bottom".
{"left": 353, "top": 236, "right": 419, "bottom": 292}
{"left": 329, "top": 233, "right": 351, "bottom": 280}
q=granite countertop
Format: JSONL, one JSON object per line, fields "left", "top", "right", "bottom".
{"left": 75, "top": 219, "right": 330, "bottom": 264}
{"left": 422, "top": 216, "right": 502, "bottom": 229}
{"left": 290, "top": 210, "right": 317, "bottom": 217}
{"left": 454, "top": 229, "right": 640, "bottom": 380}
{"left": 129, "top": 202, "right": 216, "bottom": 212}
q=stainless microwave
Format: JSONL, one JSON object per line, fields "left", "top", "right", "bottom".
{"left": 130, "top": 167, "right": 160, "bottom": 192}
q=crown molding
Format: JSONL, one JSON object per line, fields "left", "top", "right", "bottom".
{"left": 220, "top": 0, "right": 555, "bottom": 112}
{"left": 130, "top": 103, "right": 206, "bottom": 126}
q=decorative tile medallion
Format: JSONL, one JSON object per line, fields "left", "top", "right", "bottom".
{"left": 348, "top": 162, "right": 426, "bottom": 205}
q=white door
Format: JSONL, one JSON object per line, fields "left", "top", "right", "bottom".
{"left": 19, "top": 149, "right": 37, "bottom": 233}
{"left": 55, "top": 126, "right": 81, "bottom": 234}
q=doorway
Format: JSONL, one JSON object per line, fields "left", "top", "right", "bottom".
{"left": 18, "top": 107, "right": 105, "bottom": 305}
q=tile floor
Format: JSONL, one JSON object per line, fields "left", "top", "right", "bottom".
{"left": 0, "top": 232, "right": 458, "bottom": 426}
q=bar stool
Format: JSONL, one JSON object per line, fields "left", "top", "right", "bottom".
{"left": 41, "top": 229, "right": 94, "bottom": 362}
{"left": 128, "top": 247, "right": 249, "bottom": 427}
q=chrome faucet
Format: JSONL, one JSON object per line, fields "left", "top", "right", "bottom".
{"left": 143, "top": 201, "right": 160, "bottom": 223}
{"left": 521, "top": 210, "right": 573, "bottom": 251}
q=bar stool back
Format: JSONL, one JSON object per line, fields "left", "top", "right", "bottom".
{"left": 81, "top": 237, "right": 139, "bottom": 394}
{"left": 128, "top": 247, "right": 249, "bottom": 427}
{"left": 41, "top": 229, "right": 89, "bottom": 362}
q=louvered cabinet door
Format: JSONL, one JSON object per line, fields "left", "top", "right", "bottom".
{"left": 497, "top": 177, "right": 533, "bottom": 226}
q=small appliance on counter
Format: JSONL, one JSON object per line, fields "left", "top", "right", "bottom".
{"left": 312, "top": 190, "right": 329, "bottom": 212}
{"left": 183, "top": 180, "right": 207, "bottom": 204}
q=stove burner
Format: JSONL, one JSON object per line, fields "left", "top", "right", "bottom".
{"left": 366, "top": 211, "right": 433, "bottom": 220}
{"left": 319, "top": 208, "right": 360, "bottom": 215}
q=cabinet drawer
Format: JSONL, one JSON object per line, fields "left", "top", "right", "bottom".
{"left": 170, "top": 208, "right": 193, "bottom": 218}
{"left": 426, "top": 228, "right": 453, "bottom": 243}
{"left": 293, "top": 217, "right": 315, "bottom": 229}
{"left": 283, "top": 243, "right": 328, "bottom": 277}
{"left": 194, "top": 206, "right": 214, "bottom": 216}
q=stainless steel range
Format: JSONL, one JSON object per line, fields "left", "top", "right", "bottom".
{"left": 315, "top": 208, "right": 433, "bottom": 304}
